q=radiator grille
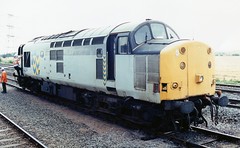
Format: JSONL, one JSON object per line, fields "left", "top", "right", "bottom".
{"left": 134, "top": 56, "right": 146, "bottom": 90}
{"left": 96, "top": 59, "right": 103, "bottom": 79}
{"left": 148, "top": 55, "right": 159, "bottom": 83}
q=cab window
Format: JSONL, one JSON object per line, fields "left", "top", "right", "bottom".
{"left": 166, "top": 26, "right": 179, "bottom": 39}
{"left": 24, "top": 52, "right": 30, "bottom": 67}
{"left": 134, "top": 25, "right": 151, "bottom": 44}
{"left": 118, "top": 36, "right": 129, "bottom": 54}
{"left": 150, "top": 23, "right": 167, "bottom": 39}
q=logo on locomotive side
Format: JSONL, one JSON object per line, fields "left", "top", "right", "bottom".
{"left": 32, "top": 55, "right": 40, "bottom": 75}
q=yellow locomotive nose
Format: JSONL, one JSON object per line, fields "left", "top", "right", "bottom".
{"left": 159, "top": 40, "right": 215, "bottom": 101}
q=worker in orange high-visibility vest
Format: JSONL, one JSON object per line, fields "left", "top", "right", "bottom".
{"left": 1, "top": 68, "right": 7, "bottom": 93}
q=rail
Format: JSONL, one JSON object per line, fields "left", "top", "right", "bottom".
{"left": 216, "top": 83, "right": 240, "bottom": 93}
{"left": 0, "top": 112, "right": 48, "bottom": 148}
{"left": 191, "top": 126, "right": 240, "bottom": 141}
{"left": 216, "top": 84, "right": 240, "bottom": 109}
{"left": 157, "top": 126, "right": 240, "bottom": 147}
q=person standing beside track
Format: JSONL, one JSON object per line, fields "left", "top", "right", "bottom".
{"left": 1, "top": 68, "right": 7, "bottom": 93}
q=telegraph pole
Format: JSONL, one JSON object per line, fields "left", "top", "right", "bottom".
{"left": 6, "top": 13, "right": 15, "bottom": 53}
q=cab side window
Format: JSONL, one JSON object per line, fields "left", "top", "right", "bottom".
{"left": 24, "top": 52, "right": 30, "bottom": 67}
{"left": 118, "top": 36, "right": 129, "bottom": 54}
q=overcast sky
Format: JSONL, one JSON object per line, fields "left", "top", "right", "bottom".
{"left": 0, "top": 0, "right": 240, "bottom": 54}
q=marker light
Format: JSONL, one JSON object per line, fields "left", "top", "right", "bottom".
{"left": 208, "top": 61, "right": 212, "bottom": 68}
{"left": 180, "top": 62, "right": 186, "bottom": 70}
{"left": 207, "top": 48, "right": 212, "bottom": 54}
{"left": 180, "top": 47, "right": 186, "bottom": 54}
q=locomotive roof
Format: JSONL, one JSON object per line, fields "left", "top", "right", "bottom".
{"left": 74, "top": 22, "right": 140, "bottom": 38}
{"left": 31, "top": 20, "right": 164, "bottom": 42}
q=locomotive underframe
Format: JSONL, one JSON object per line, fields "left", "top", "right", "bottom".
{"left": 17, "top": 76, "right": 226, "bottom": 131}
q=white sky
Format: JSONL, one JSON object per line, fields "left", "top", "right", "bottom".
{"left": 0, "top": 0, "right": 240, "bottom": 54}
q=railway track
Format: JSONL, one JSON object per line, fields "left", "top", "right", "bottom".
{"left": 216, "top": 84, "right": 240, "bottom": 109}
{"left": 190, "top": 126, "right": 240, "bottom": 147}
{"left": 153, "top": 126, "right": 240, "bottom": 147}
{"left": 6, "top": 77, "right": 19, "bottom": 88}
{"left": 0, "top": 65, "right": 47, "bottom": 147}
{"left": 226, "top": 99, "right": 240, "bottom": 109}
{"left": 216, "top": 83, "right": 240, "bottom": 93}
{"left": 0, "top": 112, "right": 47, "bottom": 148}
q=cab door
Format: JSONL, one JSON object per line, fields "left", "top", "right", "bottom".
{"left": 17, "top": 44, "right": 24, "bottom": 67}
{"left": 106, "top": 33, "right": 130, "bottom": 82}
{"left": 107, "top": 34, "right": 117, "bottom": 81}
{"left": 115, "top": 33, "right": 133, "bottom": 94}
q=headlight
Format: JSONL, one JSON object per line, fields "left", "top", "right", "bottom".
{"left": 172, "top": 82, "right": 178, "bottom": 89}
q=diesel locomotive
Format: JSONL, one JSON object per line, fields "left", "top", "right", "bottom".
{"left": 15, "top": 19, "right": 228, "bottom": 130}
